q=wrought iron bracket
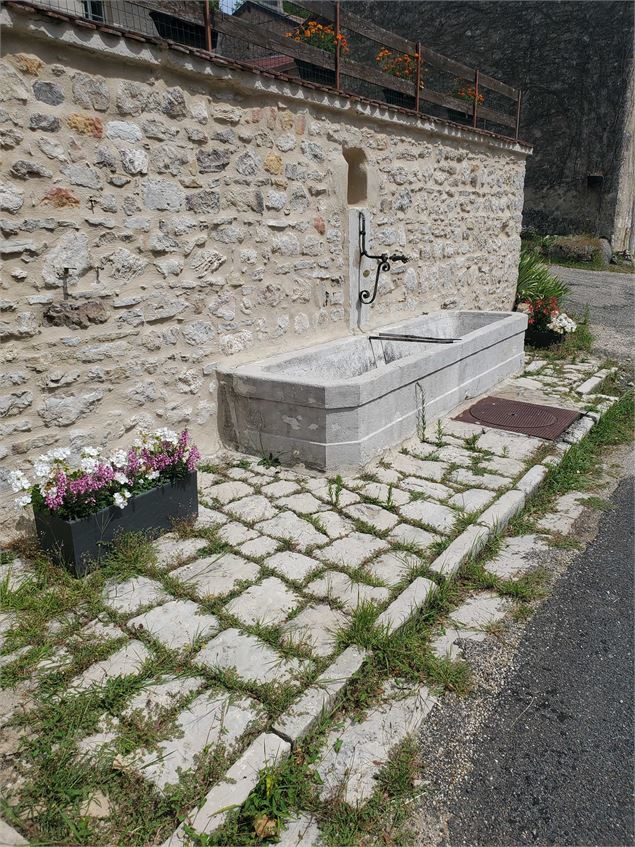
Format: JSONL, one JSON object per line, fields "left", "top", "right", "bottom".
{"left": 358, "top": 211, "right": 409, "bottom": 305}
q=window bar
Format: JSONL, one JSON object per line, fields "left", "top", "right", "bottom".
{"left": 515, "top": 90, "right": 522, "bottom": 139}
{"left": 334, "top": 1, "right": 341, "bottom": 91}
{"left": 203, "top": 0, "right": 212, "bottom": 53}
{"left": 415, "top": 40, "right": 422, "bottom": 112}
{"left": 472, "top": 67, "right": 479, "bottom": 128}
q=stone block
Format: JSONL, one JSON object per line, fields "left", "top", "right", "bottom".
{"left": 399, "top": 477, "right": 454, "bottom": 501}
{"left": 281, "top": 603, "right": 347, "bottom": 657}
{"left": 273, "top": 646, "right": 366, "bottom": 743}
{"left": 102, "top": 576, "right": 168, "bottom": 615}
{"left": 129, "top": 689, "right": 263, "bottom": 790}
{"left": 314, "top": 533, "right": 388, "bottom": 567}
{"left": 225, "top": 577, "right": 301, "bottom": 627}
{"left": 161, "top": 733, "right": 290, "bottom": 846}
{"left": 171, "top": 554, "right": 259, "bottom": 599}
{"left": 265, "top": 551, "right": 321, "bottom": 582}
{"left": 255, "top": 513, "right": 328, "bottom": 550}
{"left": 225, "top": 494, "right": 278, "bottom": 523}
{"left": 477, "top": 489, "right": 526, "bottom": 530}
{"left": 388, "top": 523, "right": 438, "bottom": 551}
{"left": 68, "top": 641, "right": 151, "bottom": 693}
{"left": 398, "top": 500, "right": 457, "bottom": 534}
{"left": 374, "top": 577, "right": 437, "bottom": 634}
{"left": 121, "top": 675, "right": 205, "bottom": 722}
{"left": 153, "top": 535, "right": 208, "bottom": 570}
{"left": 343, "top": 503, "right": 399, "bottom": 532}
{"left": 315, "top": 683, "right": 437, "bottom": 804}
{"left": 195, "top": 628, "right": 307, "bottom": 685}
{"left": 449, "top": 591, "right": 509, "bottom": 630}
{"left": 128, "top": 599, "right": 219, "bottom": 649}
{"left": 428, "top": 524, "right": 491, "bottom": 576}
{"left": 305, "top": 571, "right": 390, "bottom": 610}
{"left": 514, "top": 464, "right": 549, "bottom": 497}
{"left": 448, "top": 489, "right": 494, "bottom": 512}
{"left": 486, "top": 534, "right": 551, "bottom": 579}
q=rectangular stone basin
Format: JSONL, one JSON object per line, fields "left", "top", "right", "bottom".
{"left": 217, "top": 310, "right": 528, "bottom": 470}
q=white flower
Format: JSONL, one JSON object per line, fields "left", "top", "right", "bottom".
{"left": 110, "top": 449, "right": 128, "bottom": 469}
{"left": 114, "top": 472, "right": 128, "bottom": 485}
{"left": 9, "top": 470, "right": 30, "bottom": 493}
{"left": 154, "top": 427, "right": 178, "bottom": 445}
{"left": 16, "top": 494, "right": 32, "bottom": 508}
{"left": 113, "top": 489, "right": 132, "bottom": 509}
{"left": 80, "top": 457, "right": 99, "bottom": 474}
{"left": 548, "top": 311, "right": 577, "bottom": 335}
{"left": 34, "top": 460, "right": 52, "bottom": 480}
{"left": 81, "top": 446, "right": 99, "bottom": 458}
{"left": 49, "top": 448, "right": 70, "bottom": 462}
{"left": 147, "top": 470, "right": 159, "bottom": 480}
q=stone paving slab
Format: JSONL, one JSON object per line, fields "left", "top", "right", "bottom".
{"left": 0, "top": 558, "right": 30, "bottom": 592}
{"left": 476, "top": 430, "right": 543, "bottom": 460}
{"left": 0, "top": 818, "right": 28, "bottom": 846}
{"left": 255, "top": 512, "right": 329, "bottom": 550}
{"left": 398, "top": 500, "right": 457, "bottom": 534}
{"left": 305, "top": 571, "right": 390, "bottom": 611}
{"left": 535, "top": 491, "right": 587, "bottom": 533}
{"left": 153, "top": 535, "right": 208, "bottom": 570}
{"left": 449, "top": 468, "right": 510, "bottom": 491}
{"left": 282, "top": 603, "right": 347, "bottom": 658}
{"left": 277, "top": 814, "right": 321, "bottom": 847}
{"left": 203, "top": 481, "right": 254, "bottom": 504}
{"left": 400, "top": 477, "right": 454, "bottom": 501}
{"left": 486, "top": 534, "right": 552, "bottom": 579}
{"left": 277, "top": 493, "right": 328, "bottom": 515}
{"left": 195, "top": 506, "right": 228, "bottom": 529}
{"left": 265, "top": 551, "right": 321, "bottom": 582}
{"left": 260, "top": 480, "right": 301, "bottom": 498}
{"left": 68, "top": 641, "right": 151, "bottom": 693}
{"left": 225, "top": 495, "right": 279, "bottom": 523}
{"left": 238, "top": 535, "right": 280, "bottom": 558}
{"left": 357, "top": 482, "right": 410, "bottom": 507}
{"left": 196, "top": 628, "right": 308, "bottom": 685}
{"left": 218, "top": 521, "right": 259, "bottom": 546}
{"left": 171, "top": 554, "right": 259, "bottom": 599}
{"left": 390, "top": 454, "right": 447, "bottom": 481}
{"left": 388, "top": 523, "right": 438, "bottom": 551}
{"left": 481, "top": 455, "right": 526, "bottom": 477}
{"left": 312, "top": 511, "right": 355, "bottom": 540}
{"left": 162, "top": 732, "right": 290, "bottom": 847}
{"left": 365, "top": 552, "right": 417, "bottom": 587}
{"left": 315, "top": 683, "right": 437, "bottom": 805}
{"left": 448, "top": 489, "right": 494, "bottom": 512}
{"left": 226, "top": 577, "right": 301, "bottom": 627}
{"left": 128, "top": 600, "right": 219, "bottom": 650}
{"left": 122, "top": 675, "right": 205, "bottom": 723}
{"left": 449, "top": 592, "right": 510, "bottom": 631}
{"left": 314, "top": 533, "right": 388, "bottom": 567}
{"left": 343, "top": 502, "right": 399, "bottom": 532}
{"left": 129, "top": 689, "right": 263, "bottom": 790}
{"left": 102, "top": 576, "right": 169, "bottom": 616}
{"left": 0, "top": 612, "right": 16, "bottom": 650}
{"left": 74, "top": 618, "right": 125, "bottom": 643}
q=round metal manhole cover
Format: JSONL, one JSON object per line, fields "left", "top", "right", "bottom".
{"left": 470, "top": 400, "right": 558, "bottom": 429}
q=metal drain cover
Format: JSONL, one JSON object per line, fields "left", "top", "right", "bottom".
{"left": 454, "top": 396, "right": 580, "bottom": 440}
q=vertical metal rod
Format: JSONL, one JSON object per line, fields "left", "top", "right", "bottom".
{"left": 414, "top": 40, "right": 422, "bottom": 112}
{"left": 515, "top": 90, "right": 522, "bottom": 139}
{"left": 334, "top": 1, "right": 341, "bottom": 91}
{"left": 472, "top": 68, "right": 479, "bottom": 128}
{"left": 203, "top": 0, "right": 212, "bottom": 53}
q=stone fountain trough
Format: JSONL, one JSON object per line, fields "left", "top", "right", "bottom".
{"left": 217, "top": 310, "right": 528, "bottom": 471}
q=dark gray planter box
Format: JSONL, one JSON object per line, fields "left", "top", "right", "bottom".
{"left": 33, "top": 471, "right": 198, "bottom": 577}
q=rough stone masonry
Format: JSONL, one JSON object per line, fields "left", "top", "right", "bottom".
{"left": 0, "top": 5, "right": 530, "bottom": 533}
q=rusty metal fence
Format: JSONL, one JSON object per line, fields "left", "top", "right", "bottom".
{"left": 8, "top": 0, "right": 522, "bottom": 141}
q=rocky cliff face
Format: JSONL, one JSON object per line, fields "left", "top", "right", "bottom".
{"left": 349, "top": 0, "right": 634, "bottom": 244}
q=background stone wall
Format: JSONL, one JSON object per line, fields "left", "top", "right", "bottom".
{"left": 0, "top": 7, "right": 528, "bottom": 531}
{"left": 350, "top": 0, "right": 634, "bottom": 249}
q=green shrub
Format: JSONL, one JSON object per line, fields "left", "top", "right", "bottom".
{"left": 516, "top": 250, "right": 569, "bottom": 305}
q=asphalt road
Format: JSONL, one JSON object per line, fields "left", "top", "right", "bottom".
{"left": 444, "top": 475, "right": 635, "bottom": 847}
{"left": 550, "top": 265, "right": 634, "bottom": 362}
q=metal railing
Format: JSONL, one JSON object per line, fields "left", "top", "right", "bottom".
{"left": 9, "top": 0, "right": 523, "bottom": 141}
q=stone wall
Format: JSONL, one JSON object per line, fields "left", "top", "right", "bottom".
{"left": 0, "top": 5, "right": 528, "bottom": 532}
{"left": 349, "top": 0, "right": 634, "bottom": 249}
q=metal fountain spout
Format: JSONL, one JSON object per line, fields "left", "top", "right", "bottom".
{"left": 358, "top": 211, "right": 409, "bottom": 305}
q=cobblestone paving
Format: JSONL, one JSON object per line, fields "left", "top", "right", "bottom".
{"left": 0, "top": 356, "right": 616, "bottom": 846}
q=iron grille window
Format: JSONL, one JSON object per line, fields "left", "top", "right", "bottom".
{"left": 82, "top": 0, "right": 105, "bottom": 22}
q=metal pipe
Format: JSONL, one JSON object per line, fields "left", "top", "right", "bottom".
{"left": 472, "top": 68, "right": 479, "bottom": 128}
{"left": 203, "top": 0, "right": 212, "bottom": 53}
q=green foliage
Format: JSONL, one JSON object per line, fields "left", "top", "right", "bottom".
{"left": 516, "top": 250, "right": 570, "bottom": 305}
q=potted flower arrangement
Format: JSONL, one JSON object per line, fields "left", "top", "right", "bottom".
{"left": 286, "top": 20, "right": 348, "bottom": 87}
{"left": 376, "top": 48, "right": 422, "bottom": 110}
{"left": 447, "top": 83, "right": 484, "bottom": 124}
{"left": 10, "top": 428, "right": 200, "bottom": 577}
{"left": 516, "top": 297, "right": 577, "bottom": 348}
